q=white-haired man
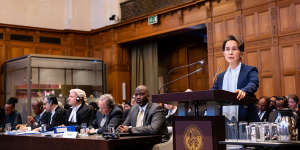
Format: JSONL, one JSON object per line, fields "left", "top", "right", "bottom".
{"left": 66, "top": 89, "right": 91, "bottom": 130}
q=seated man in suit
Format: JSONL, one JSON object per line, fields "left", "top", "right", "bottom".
{"left": 1, "top": 97, "right": 22, "bottom": 130}
{"left": 34, "top": 95, "right": 65, "bottom": 131}
{"left": 268, "top": 96, "right": 287, "bottom": 122}
{"left": 163, "top": 104, "right": 178, "bottom": 126}
{"left": 256, "top": 96, "right": 270, "bottom": 122}
{"left": 122, "top": 101, "right": 131, "bottom": 122}
{"left": 27, "top": 98, "right": 51, "bottom": 129}
{"left": 65, "top": 89, "right": 91, "bottom": 130}
{"left": 117, "top": 85, "right": 167, "bottom": 137}
{"left": 89, "top": 94, "right": 123, "bottom": 134}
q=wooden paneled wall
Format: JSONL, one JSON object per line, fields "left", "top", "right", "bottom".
{"left": 209, "top": 0, "right": 300, "bottom": 97}
{"left": 0, "top": 26, "right": 91, "bottom": 106}
{"left": 1, "top": 0, "right": 300, "bottom": 107}
{"left": 97, "top": 0, "right": 299, "bottom": 98}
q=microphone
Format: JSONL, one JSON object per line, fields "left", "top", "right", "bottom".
{"left": 161, "top": 58, "right": 206, "bottom": 93}
{"left": 167, "top": 58, "right": 206, "bottom": 75}
{"left": 159, "top": 67, "right": 203, "bottom": 93}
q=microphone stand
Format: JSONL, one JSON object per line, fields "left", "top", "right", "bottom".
{"left": 161, "top": 58, "right": 206, "bottom": 94}
{"left": 159, "top": 68, "right": 203, "bottom": 94}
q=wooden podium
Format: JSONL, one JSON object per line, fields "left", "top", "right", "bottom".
{"left": 152, "top": 90, "right": 257, "bottom": 150}
{"left": 152, "top": 89, "right": 257, "bottom": 116}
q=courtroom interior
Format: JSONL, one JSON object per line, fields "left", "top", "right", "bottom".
{"left": 1, "top": 0, "right": 300, "bottom": 150}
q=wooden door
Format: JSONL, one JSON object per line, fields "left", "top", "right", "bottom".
{"left": 188, "top": 44, "right": 209, "bottom": 90}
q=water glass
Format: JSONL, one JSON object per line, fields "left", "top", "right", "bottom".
{"left": 257, "top": 123, "right": 265, "bottom": 141}
{"left": 226, "top": 122, "right": 238, "bottom": 140}
{"left": 246, "top": 125, "right": 251, "bottom": 140}
{"left": 263, "top": 123, "right": 271, "bottom": 141}
{"left": 41, "top": 124, "right": 47, "bottom": 133}
{"left": 5, "top": 123, "right": 11, "bottom": 134}
{"left": 107, "top": 124, "right": 115, "bottom": 134}
{"left": 80, "top": 123, "right": 88, "bottom": 136}
{"left": 249, "top": 122, "right": 257, "bottom": 141}
{"left": 238, "top": 121, "right": 248, "bottom": 140}
{"left": 270, "top": 123, "right": 279, "bottom": 140}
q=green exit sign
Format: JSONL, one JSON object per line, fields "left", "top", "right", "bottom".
{"left": 148, "top": 15, "right": 158, "bottom": 25}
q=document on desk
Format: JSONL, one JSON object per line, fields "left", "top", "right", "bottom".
{"left": 15, "top": 131, "right": 40, "bottom": 135}
{"left": 63, "top": 131, "right": 78, "bottom": 138}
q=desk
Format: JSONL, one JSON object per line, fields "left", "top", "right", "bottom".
{"left": 0, "top": 134, "right": 162, "bottom": 150}
{"left": 219, "top": 140, "right": 300, "bottom": 150}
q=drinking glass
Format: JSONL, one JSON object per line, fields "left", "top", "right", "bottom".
{"left": 41, "top": 124, "right": 47, "bottom": 133}
{"left": 238, "top": 121, "right": 248, "bottom": 141}
{"left": 249, "top": 122, "right": 257, "bottom": 141}
{"left": 263, "top": 123, "right": 271, "bottom": 141}
{"left": 80, "top": 123, "right": 88, "bottom": 136}
{"left": 270, "top": 123, "right": 279, "bottom": 140}
{"left": 107, "top": 124, "right": 115, "bottom": 134}
{"left": 226, "top": 122, "right": 238, "bottom": 140}
{"left": 5, "top": 123, "right": 11, "bottom": 134}
{"left": 257, "top": 122, "right": 265, "bottom": 141}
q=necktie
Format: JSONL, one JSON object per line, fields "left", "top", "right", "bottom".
{"left": 136, "top": 109, "right": 144, "bottom": 127}
{"left": 100, "top": 115, "right": 106, "bottom": 127}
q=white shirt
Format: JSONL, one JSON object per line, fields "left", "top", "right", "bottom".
{"left": 50, "top": 106, "right": 58, "bottom": 124}
{"left": 165, "top": 107, "right": 177, "bottom": 119}
{"left": 258, "top": 111, "right": 266, "bottom": 121}
{"left": 275, "top": 112, "right": 281, "bottom": 123}
{"left": 137, "top": 103, "right": 148, "bottom": 127}
{"left": 68, "top": 104, "right": 82, "bottom": 123}
{"left": 222, "top": 62, "right": 241, "bottom": 122}
{"left": 39, "top": 110, "right": 46, "bottom": 120}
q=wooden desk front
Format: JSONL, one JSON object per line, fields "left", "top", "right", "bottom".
{"left": 0, "top": 134, "right": 162, "bottom": 150}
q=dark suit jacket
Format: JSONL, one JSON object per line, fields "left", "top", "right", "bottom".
{"left": 123, "top": 103, "right": 167, "bottom": 136}
{"left": 90, "top": 105, "right": 123, "bottom": 134}
{"left": 2, "top": 111, "right": 22, "bottom": 130}
{"left": 165, "top": 108, "right": 178, "bottom": 126}
{"left": 268, "top": 109, "right": 279, "bottom": 122}
{"left": 46, "top": 106, "right": 65, "bottom": 130}
{"left": 32, "top": 111, "right": 51, "bottom": 129}
{"left": 122, "top": 109, "right": 130, "bottom": 122}
{"left": 212, "top": 63, "right": 259, "bottom": 122}
{"left": 65, "top": 103, "right": 92, "bottom": 129}
{"left": 258, "top": 111, "right": 269, "bottom": 122}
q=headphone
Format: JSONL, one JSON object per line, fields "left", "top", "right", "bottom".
{"left": 76, "top": 96, "right": 83, "bottom": 102}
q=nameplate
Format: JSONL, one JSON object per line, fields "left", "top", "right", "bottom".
{"left": 63, "top": 131, "right": 78, "bottom": 138}
{"left": 55, "top": 127, "right": 68, "bottom": 133}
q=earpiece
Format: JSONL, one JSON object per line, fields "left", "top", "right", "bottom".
{"left": 76, "top": 96, "right": 83, "bottom": 102}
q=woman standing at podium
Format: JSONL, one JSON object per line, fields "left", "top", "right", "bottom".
{"left": 212, "top": 35, "right": 259, "bottom": 122}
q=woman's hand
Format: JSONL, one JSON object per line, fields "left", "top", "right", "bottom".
{"left": 234, "top": 89, "right": 246, "bottom": 100}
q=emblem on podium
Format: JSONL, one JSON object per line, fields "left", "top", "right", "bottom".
{"left": 184, "top": 125, "right": 203, "bottom": 150}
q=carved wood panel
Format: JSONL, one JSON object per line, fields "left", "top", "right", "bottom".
{"left": 262, "top": 77, "right": 274, "bottom": 96}
{"left": 279, "top": 42, "right": 299, "bottom": 96}
{"left": 243, "top": 5, "right": 272, "bottom": 41}
{"left": 183, "top": 5, "right": 208, "bottom": 25}
{"left": 168, "top": 47, "right": 189, "bottom": 92}
{"left": 188, "top": 44, "right": 209, "bottom": 90}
